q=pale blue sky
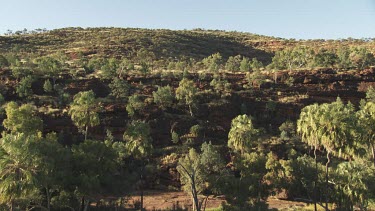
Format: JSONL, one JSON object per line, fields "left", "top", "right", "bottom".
{"left": 1, "top": 0, "right": 375, "bottom": 39}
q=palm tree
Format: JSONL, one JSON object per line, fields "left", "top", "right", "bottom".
{"left": 228, "top": 114, "right": 260, "bottom": 155}
{"left": 0, "top": 133, "right": 39, "bottom": 211}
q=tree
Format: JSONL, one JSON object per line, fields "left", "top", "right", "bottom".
{"left": 271, "top": 46, "right": 314, "bottom": 70}
{"left": 123, "top": 120, "right": 153, "bottom": 158}
{"left": 333, "top": 160, "right": 375, "bottom": 210}
{"left": 0, "top": 55, "right": 9, "bottom": 68}
{"left": 224, "top": 152, "right": 269, "bottom": 210}
{"left": 225, "top": 55, "right": 241, "bottom": 71}
{"left": 123, "top": 120, "right": 153, "bottom": 210}
{"left": 298, "top": 98, "right": 357, "bottom": 210}
{"left": 240, "top": 57, "right": 251, "bottom": 72}
{"left": 108, "top": 77, "right": 130, "bottom": 100}
{"left": 177, "top": 142, "right": 225, "bottom": 211}
{"left": 126, "top": 94, "right": 145, "bottom": 117}
{"left": 228, "top": 114, "right": 260, "bottom": 154}
{"left": 71, "top": 140, "right": 119, "bottom": 211}
{"left": 3, "top": 102, "right": 43, "bottom": 135}
{"left": 250, "top": 58, "right": 263, "bottom": 71}
{"left": 34, "top": 56, "right": 62, "bottom": 85}
{"left": 313, "top": 49, "right": 338, "bottom": 68}
{"left": 176, "top": 79, "right": 197, "bottom": 116}
{"left": 152, "top": 85, "right": 174, "bottom": 110}
{"left": 68, "top": 90, "right": 100, "bottom": 141}
{"left": 101, "top": 58, "right": 119, "bottom": 79}
{"left": 202, "top": 53, "right": 223, "bottom": 72}
{"left": 349, "top": 47, "right": 375, "bottom": 70}
{"left": 117, "top": 58, "right": 134, "bottom": 77}
{"left": 16, "top": 75, "right": 34, "bottom": 98}
{"left": 337, "top": 47, "right": 352, "bottom": 69}
{"left": 0, "top": 133, "right": 40, "bottom": 211}
{"left": 296, "top": 103, "right": 322, "bottom": 211}
{"left": 357, "top": 101, "right": 375, "bottom": 165}
{"left": 43, "top": 79, "right": 53, "bottom": 93}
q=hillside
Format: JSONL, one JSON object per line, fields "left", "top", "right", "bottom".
{"left": 0, "top": 27, "right": 375, "bottom": 210}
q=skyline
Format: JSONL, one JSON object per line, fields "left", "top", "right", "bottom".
{"left": 1, "top": 0, "right": 375, "bottom": 40}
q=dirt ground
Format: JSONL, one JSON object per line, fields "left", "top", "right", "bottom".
{"left": 127, "top": 191, "right": 310, "bottom": 210}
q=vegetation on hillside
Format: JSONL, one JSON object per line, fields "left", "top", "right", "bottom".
{"left": 0, "top": 27, "right": 374, "bottom": 210}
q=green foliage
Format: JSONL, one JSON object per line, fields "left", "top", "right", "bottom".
{"left": 0, "top": 133, "right": 71, "bottom": 210}
{"left": 3, "top": 102, "right": 43, "bottom": 135}
{"left": 333, "top": 160, "right": 375, "bottom": 210}
{"left": 118, "top": 58, "right": 134, "bottom": 77}
{"left": 313, "top": 49, "right": 338, "bottom": 68}
{"left": 202, "top": 53, "right": 223, "bottom": 72}
{"left": 68, "top": 90, "right": 100, "bottom": 140}
{"left": 123, "top": 120, "right": 153, "bottom": 158}
{"left": 100, "top": 58, "right": 119, "bottom": 79}
{"left": 224, "top": 152, "right": 269, "bottom": 209}
{"left": 71, "top": 139, "right": 121, "bottom": 199}
{"left": 240, "top": 57, "right": 251, "bottom": 72}
{"left": 176, "top": 78, "right": 198, "bottom": 116}
{"left": 34, "top": 56, "right": 62, "bottom": 84}
{"left": 16, "top": 75, "right": 34, "bottom": 98}
{"left": 43, "top": 79, "right": 53, "bottom": 93}
{"left": 126, "top": 94, "right": 145, "bottom": 117}
{"left": 271, "top": 46, "right": 314, "bottom": 70}
{"left": 177, "top": 142, "right": 226, "bottom": 211}
{"left": 349, "top": 47, "right": 375, "bottom": 70}
{"left": 279, "top": 120, "right": 296, "bottom": 140}
{"left": 0, "top": 55, "right": 9, "bottom": 68}
{"left": 356, "top": 100, "right": 375, "bottom": 163}
{"left": 228, "top": 114, "right": 260, "bottom": 154}
{"left": 337, "top": 47, "right": 352, "bottom": 69}
{"left": 250, "top": 58, "right": 263, "bottom": 71}
{"left": 108, "top": 77, "right": 130, "bottom": 99}
{"left": 152, "top": 85, "right": 174, "bottom": 110}
{"left": 171, "top": 131, "right": 179, "bottom": 144}
{"left": 210, "top": 75, "right": 231, "bottom": 97}
{"left": 225, "top": 55, "right": 241, "bottom": 71}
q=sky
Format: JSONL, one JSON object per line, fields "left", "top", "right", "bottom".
{"left": 1, "top": 0, "right": 375, "bottom": 39}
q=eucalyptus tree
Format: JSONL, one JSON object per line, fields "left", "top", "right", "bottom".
{"left": 228, "top": 114, "right": 261, "bottom": 155}
{"left": 126, "top": 94, "right": 145, "bottom": 118}
{"left": 349, "top": 47, "right": 375, "bottom": 70}
{"left": 177, "top": 142, "right": 225, "bottom": 211}
{"left": 34, "top": 56, "right": 62, "bottom": 85}
{"left": 225, "top": 55, "right": 241, "bottom": 71}
{"left": 202, "top": 53, "right": 223, "bottom": 72}
{"left": 16, "top": 75, "right": 34, "bottom": 98}
{"left": 240, "top": 57, "right": 251, "bottom": 72}
{"left": 176, "top": 78, "right": 198, "bottom": 116}
{"left": 108, "top": 77, "right": 130, "bottom": 100}
{"left": 152, "top": 85, "right": 174, "bottom": 110}
{"left": 71, "top": 140, "right": 119, "bottom": 211}
{"left": 3, "top": 102, "right": 43, "bottom": 135}
{"left": 68, "top": 90, "right": 100, "bottom": 141}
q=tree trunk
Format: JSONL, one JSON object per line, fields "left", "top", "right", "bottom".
{"left": 46, "top": 186, "right": 51, "bottom": 211}
{"left": 189, "top": 104, "right": 193, "bottom": 117}
{"left": 10, "top": 200, "right": 14, "bottom": 211}
{"left": 325, "top": 151, "right": 331, "bottom": 211}
{"left": 191, "top": 176, "right": 200, "bottom": 211}
{"left": 85, "top": 125, "right": 88, "bottom": 141}
{"left": 371, "top": 143, "right": 375, "bottom": 167}
{"left": 140, "top": 163, "right": 145, "bottom": 211}
{"left": 313, "top": 147, "right": 318, "bottom": 211}
{"left": 80, "top": 196, "right": 85, "bottom": 211}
